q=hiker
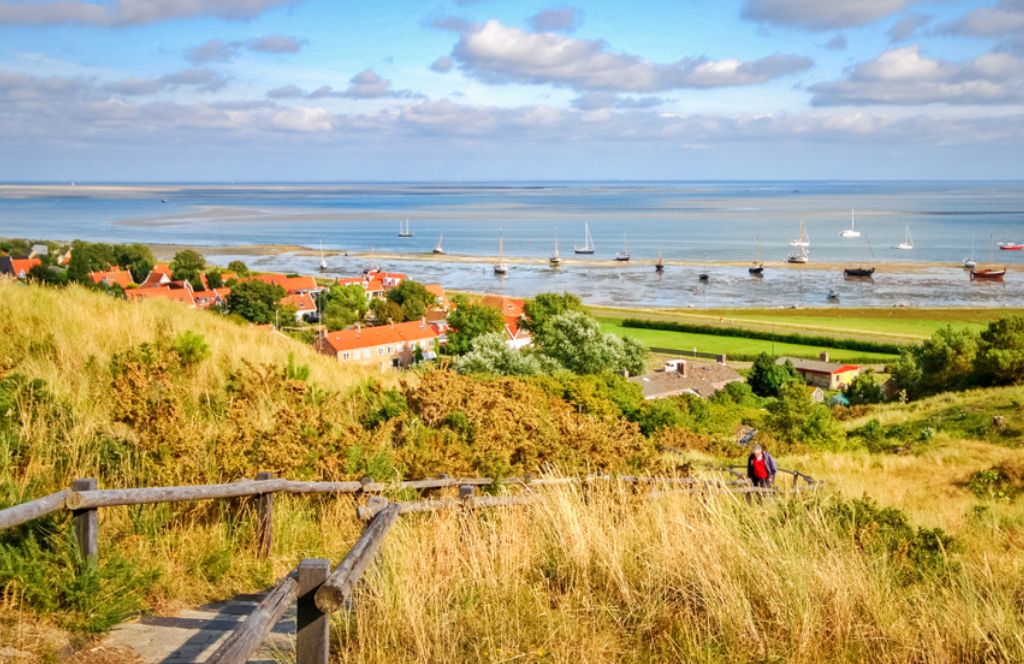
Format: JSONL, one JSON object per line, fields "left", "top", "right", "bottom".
{"left": 747, "top": 445, "right": 777, "bottom": 489}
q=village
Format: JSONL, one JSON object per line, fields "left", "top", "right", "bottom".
{"left": 1, "top": 241, "right": 869, "bottom": 403}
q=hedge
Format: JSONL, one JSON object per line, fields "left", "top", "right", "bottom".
{"left": 621, "top": 318, "right": 904, "bottom": 355}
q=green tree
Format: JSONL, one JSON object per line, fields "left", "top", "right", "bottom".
{"left": 28, "top": 264, "right": 69, "bottom": 286}
{"left": 767, "top": 381, "right": 845, "bottom": 448}
{"left": 67, "top": 240, "right": 116, "bottom": 283}
{"left": 226, "top": 260, "right": 250, "bottom": 277}
{"left": 535, "top": 310, "right": 648, "bottom": 375}
{"left": 370, "top": 298, "right": 404, "bottom": 325}
{"left": 976, "top": 316, "right": 1024, "bottom": 386}
{"left": 321, "top": 284, "right": 369, "bottom": 330}
{"left": 891, "top": 326, "right": 979, "bottom": 398}
{"left": 112, "top": 243, "right": 155, "bottom": 284}
{"left": 844, "top": 370, "right": 886, "bottom": 405}
{"left": 386, "top": 280, "right": 435, "bottom": 321}
{"left": 446, "top": 297, "right": 506, "bottom": 355}
{"left": 205, "top": 270, "right": 224, "bottom": 289}
{"left": 170, "top": 249, "right": 206, "bottom": 291}
{"left": 523, "top": 292, "right": 583, "bottom": 335}
{"left": 226, "top": 280, "right": 287, "bottom": 324}
{"left": 454, "top": 333, "right": 558, "bottom": 376}
{"left": 746, "top": 353, "right": 800, "bottom": 398}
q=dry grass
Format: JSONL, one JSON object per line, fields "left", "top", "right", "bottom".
{"left": 335, "top": 483, "right": 1024, "bottom": 663}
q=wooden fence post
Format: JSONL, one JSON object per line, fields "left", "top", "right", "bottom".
{"left": 458, "top": 484, "right": 475, "bottom": 502}
{"left": 296, "top": 558, "right": 331, "bottom": 664}
{"left": 71, "top": 478, "right": 98, "bottom": 564}
{"left": 255, "top": 472, "right": 274, "bottom": 559}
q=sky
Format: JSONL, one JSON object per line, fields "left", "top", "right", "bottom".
{"left": 1, "top": 0, "right": 1024, "bottom": 181}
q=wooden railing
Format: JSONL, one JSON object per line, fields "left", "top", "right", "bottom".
{"left": 0, "top": 469, "right": 820, "bottom": 663}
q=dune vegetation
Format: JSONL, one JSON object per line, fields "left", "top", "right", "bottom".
{"left": 0, "top": 280, "right": 1022, "bottom": 662}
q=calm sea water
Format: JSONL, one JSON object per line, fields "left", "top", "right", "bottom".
{"left": 2, "top": 181, "right": 1023, "bottom": 307}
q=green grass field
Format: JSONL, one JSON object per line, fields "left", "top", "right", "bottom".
{"left": 599, "top": 318, "right": 898, "bottom": 363}
{"left": 589, "top": 306, "right": 1014, "bottom": 343}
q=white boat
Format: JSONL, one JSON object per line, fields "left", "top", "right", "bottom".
{"left": 574, "top": 222, "right": 596, "bottom": 254}
{"left": 433, "top": 234, "right": 445, "bottom": 255}
{"left": 494, "top": 231, "right": 508, "bottom": 275}
{"left": 895, "top": 225, "right": 913, "bottom": 250}
{"left": 549, "top": 235, "right": 561, "bottom": 266}
{"left": 789, "top": 221, "right": 810, "bottom": 248}
{"left": 963, "top": 231, "right": 977, "bottom": 268}
{"left": 614, "top": 234, "right": 630, "bottom": 262}
{"left": 786, "top": 245, "right": 809, "bottom": 264}
{"left": 398, "top": 219, "right": 413, "bottom": 238}
{"left": 318, "top": 240, "right": 328, "bottom": 272}
{"left": 839, "top": 209, "right": 861, "bottom": 238}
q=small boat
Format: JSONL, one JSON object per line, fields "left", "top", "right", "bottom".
{"left": 698, "top": 256, "right": 709, "bottom": 281}
{"left": 839, "top": 209, "right": 861, "bottom": 238}
{"left": 574, "top": 222, "right": 596, "bottom": 255}
{"left": 895, "top": 225, "right": 913, "bottom": 250}
{"left": 433, "top": 234, "right": 445, "bottom": 255}
{"left": 749, "top": 235, "right": 764, "bottom": 275}
{"left": 827, "top": 289, "right": 840, "bottom": 302}
{"left": 160, "top": 198, "right": 167, "bottom": 203}
{"left": 318, "top": 240, "right": 328, "bottom": 272}
{"left": 549, "top": 235, "right": 561, "bottom": 267}
{"left": 971, "top": 268, "right": 1006, "bottom": 280}
{"left": 998, "top": 242, "right": 1024, "bottom": 251}
{"left": 655, "top": 247, "right": 664, "bottom": 273}
{"left": 494, "top": 231, "right": 508, "bottom": 275}
{"left": 786, "top": 245, "right": 809, "bottom": 264}
{"left": 789, "top": 221, "right": 810, "bottom": 248}
{"left": 398, "top": 219, "right": 413, "bottom": 238}
{"left": 972, "top": 234, "right": 1007, "bottom": 280}
{"left": 614, "top": 234, "right": 630, "bottom": 262}
{"left": 843, "top": 234, "right": 875, "bottom": 278}
{"left": 962, "top": 258, "right": 977, "bottom": 269}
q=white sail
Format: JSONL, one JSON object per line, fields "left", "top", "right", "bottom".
{"left": 840, "top": 209, "right": 861, "bottom": 238}
{"left": 790, "top": 221, "right": 810, "bottom": 247}
{"left": 575, "top": 222, "right": 595, "bottom": 254}
{"left": 896, "top": 225, "right": 913, "bottom": 250}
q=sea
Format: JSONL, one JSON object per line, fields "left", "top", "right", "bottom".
{"left": 2, "top": 180, "right": 1022, "bottom": 308}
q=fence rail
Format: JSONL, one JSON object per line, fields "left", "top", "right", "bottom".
{"left": 0, "top": 468, "right": 819, "bottom": 663}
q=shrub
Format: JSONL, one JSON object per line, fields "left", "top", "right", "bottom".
{"left": 966, "top": 463, "right": 1024, "bottom": 501}
{"left": 747, "top": 353, "right": 800, "bottom": 398}
{"left": 172, "top": 331, "right": 210, "bottom": 367}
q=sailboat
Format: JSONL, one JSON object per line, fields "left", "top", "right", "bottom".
{"left": 494, "top": 231, "right": 508, "bottom": 275}
{"left": 749, "top": 235, "right": 764, "bottom": 275}
{"left": 549, "top": 234, "right": 562, "bottom": 267}
{"left": 789, "top": 221, "right": 810, "bottom": 248}
{"left": 655, "top": 247, "right": 664, "bottom": 273}
{"left": 786, "top": 245, "right": 809, "bottom": 264}
{"left": 318, "top": 240, "right": 328, "bottom": 272}
{"left": 843, "top": 234, "right": 876, "bottom": 278}
{"left": 840, "top": 209, "right": 861, "bottom": 238}
{"left": 432, "top": 234, "right": 445, "bottom": 255}
{"left": 574, "top": 222, "right": 596, "bottom": 254}
{"left": 398, "top": 219, "right": 413, "bottom": 238}
{"left": 895, "top": 225, "right": 913, "bottom": 250}
{"left": 971, "top": 234, "right": 1007, "bottom": 280}
{"left": 698, "top": 255, "right": 710, "bottom": 281}
{"left": 615, "top": 234, "right": 630, "bottom": 262}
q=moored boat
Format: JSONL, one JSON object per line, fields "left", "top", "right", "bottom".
{"left": 318, "top": 240, "right": 328, "bottom": 272}
{"left": 655, "top": 247, "right": 664, "bottom": 273}
{"left": 843, "top": 267, "right": 875, "bottom": 278}
{"left": 749, "top": 235, "right": 764, "bottom": 275}
{"left": 998, "top": 242, "right": 1024, "bottom": 251}
{"left": 398, "top": 219, "right": 413, "bottom": 237}
{"left": 839, "top": 209, "right": 861, "bottom": 238}
{"left": 970, "top": 268, "right": 1006, "bottom": 280}
{"left": 432, "top": 234, "right": 445, "bottom": 255}
{"left": 895, "top": 225, "right": 913, "bottom": 250}
{"left": 574, "top": 222, "right": 596, "bottom": 255}
{"left": 614, "top": 234, "right": 630, "bottom": 262}
{"left": 549, "top": 235, "right": 562, "bottom": 267}
{"left": 494, "top": 231, "right": 508, "bottom": 275}
{"left": 827, "top": 289, "right": 840, "bottom": 302}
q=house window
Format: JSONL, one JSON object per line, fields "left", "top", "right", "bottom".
{"left": 378, "top": 347, "right": 385, "bottom": 356}
{"left": 342, "top": 352, "right": 350, "bottom": 360}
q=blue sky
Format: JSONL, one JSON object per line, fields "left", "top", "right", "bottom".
{"left": 1, "top": 0, "right": 1023, "bottom": 180}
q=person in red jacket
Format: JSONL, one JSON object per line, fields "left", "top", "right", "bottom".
{"left": 746, "top": 445, "right": 777, "bottom": 489}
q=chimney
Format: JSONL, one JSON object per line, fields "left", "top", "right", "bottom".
{"left": 354, "top": 322, "right": 361, "bottom": 335}
{"left": 716, "top": 354, "right": 727, "bottom": 365}
{"left": 819, "top": 351, "right": 829, "bottom": 362}
{"left": 420, "top": 316, "right": 426, "bottom": 328}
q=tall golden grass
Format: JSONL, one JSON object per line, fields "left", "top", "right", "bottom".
{"left": 338, "top": 483, "right": 1024, "bottom": 663}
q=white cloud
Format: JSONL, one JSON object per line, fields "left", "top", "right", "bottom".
{"left": 187, "top": 34, "right": 306, "bottom": 65}
{"left": 450, "top": 20, "right": 813, "bottom": 92}
{"left": 528, "top": 7, "right": 582, "bottom": 33}
{"left": 269, "top": 107, "right": 333, "bottom": 132}
{"left": 809, "top": 46, "right": 1024, "bottom": 105}
{"left": 887, "top": 13, "right": 929, "bottom": 42}
{"left": 939, "top": 0, "right": 1024, "bottom": 38}
{"left": 742, "top": 0, "right": 913, "bottom": 30}
{"left": 430, "top": 56, "right": 454, "bottom": 73}
{"left": 265, "top": 69, "right": 423, "bottom": 100}
{"left": 103, "top": 68, "right": 228, "bottom": 95}
{"left": 0, "top": 0, "right": 293, "bottom": 26}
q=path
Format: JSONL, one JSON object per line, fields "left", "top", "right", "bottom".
{"left": 101, "top": 591, "right": 295, "bottom": 664}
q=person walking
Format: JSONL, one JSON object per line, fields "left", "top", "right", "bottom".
{"left": 747, "top": 445, "right": 777, "bottom": 489}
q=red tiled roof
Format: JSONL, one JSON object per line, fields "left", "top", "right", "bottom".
{"left": 480, "top": 295, "right": 528, "bottom": 339}
{"left": 9, "top": 257, "right": 42, "bottom": 277}
{"left": 248, "top": 273, "right": 319, "bottom": 294}
{"left": 833, "top": 364, "right": 861, "bottom": 374}
{"left": 336, "top": 277, "right": 365, "bottom": 287}
{"left": 89, "top": 268, "right": 134, "bottom": 289}
{"left": 140, "top": 264, "right": 172, "bottom": 289}
{"left": 319, "top": 320, "right": 438, "bottom": 353}
{"left": 280, "top": 292, "right": 317, "bottom": 312}
{"left": 125, "top": 287, "right": 196, "bottom": 306}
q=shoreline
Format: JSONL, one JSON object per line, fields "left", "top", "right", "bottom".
{"left": 146, "top": 242, "right": 1022, "bottom": 274}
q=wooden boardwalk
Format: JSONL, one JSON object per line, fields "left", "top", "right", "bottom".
{"left": 102, "top": 592, "right": 294, "bottom": 664}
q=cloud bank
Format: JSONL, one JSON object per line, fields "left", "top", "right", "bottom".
{"left": 0, "top": 0, "right": 293, "bottom": 26}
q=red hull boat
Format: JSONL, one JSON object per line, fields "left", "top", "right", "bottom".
{"left": 998, "top": 243, "right": 1024, "bottom": 251}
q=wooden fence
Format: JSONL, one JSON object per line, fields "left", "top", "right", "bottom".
{"left": 0, "top": 469, "right": 820, "bottom": 663}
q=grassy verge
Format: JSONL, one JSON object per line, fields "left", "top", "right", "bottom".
{"left": 599, "top": 317, "right": 899, "bottom": 363}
